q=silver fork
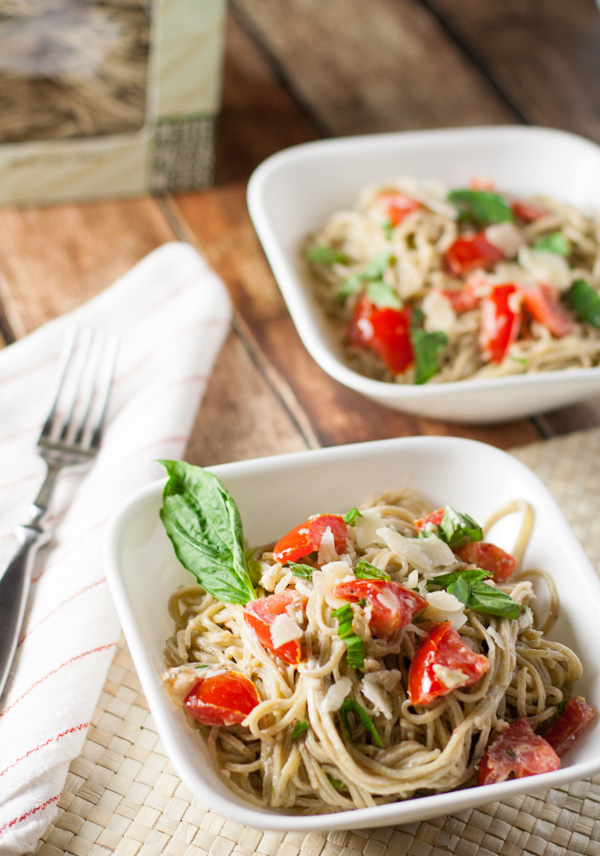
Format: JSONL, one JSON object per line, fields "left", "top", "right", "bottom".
{"left": 0, "top": 328, "right": 119, "bottom": 701}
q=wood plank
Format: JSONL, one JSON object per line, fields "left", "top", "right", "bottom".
{"left": 0, "top": 195, "right": 307, "bottom": 465}
{"left": 0, "top": 198, "right": 175, "bottom": 337}
{"left": 425, "top": 0, "right": 600, "bottom": 143}
{"left": 171, "top": 181, "right": 543, "bottom": 451}
{"left": 232, "top": 0, "right": 516, "bottom": 136}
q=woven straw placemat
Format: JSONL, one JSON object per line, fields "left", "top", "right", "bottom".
{"left": 35, "top": 430, "right": 600, "bottom": 856}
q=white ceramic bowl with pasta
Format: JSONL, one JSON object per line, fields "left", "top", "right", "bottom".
{"left": 247, "top": 126, "right": 600, "bottom": 423}
{"left": 104, "top": 436, "right": 600, "bottom": 831}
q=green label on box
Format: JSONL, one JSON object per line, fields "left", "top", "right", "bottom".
{"left": 150, "top": 115, "right": 216, "bottom": 193}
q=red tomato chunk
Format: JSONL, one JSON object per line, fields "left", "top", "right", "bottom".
{"left": 522, "top": 283, "right": 575, "bottom": 338}
{"left": 511, "top": 199, "right": 548, "bottom": 223}
{"left": 349, "top": 295, "right": 413, "bottom": 374}
{"left": 244, "top": 591, "right": 307, "bottom": 665}
{"left": 454, "top": 541, "right": 516, "bottom": 583}
{"left": 480, "top": 283, "right": 522, "bottom": 363}
{"left": 184, "top": 672, "right": 260, "bottom": 727}
{"left": 445, "top": 232, "right": 504, "bottom": 276}
{"left": 414, "top": 508, "right": 444, "bottom": 533}
{"left": 333, "top": 579, "right": 427, "bottom": 639}
{"left": 478, "top": 719, "right": 560, "bottom": 785}
{"left": 273, "top": 514, "right": 348, "bottom": 564}
{"left": 544, "top": 698, "right": 597, "bottom": 758}
{"left": 408, "top": 622, "right": 490, "bottom": 706}
{"left": 377, "top": 192, "right": 422, "bottom": 226}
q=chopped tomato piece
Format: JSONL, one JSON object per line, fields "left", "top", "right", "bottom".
{"left": 333, "top": 579, "right": 427, "bottom": 639}
{"left": 544, "top": 698, "right": 597, "bottom": 757}
{"left": 349, "top": 295, "right": 413, "bottom": 374}
{"left": 511, "top": 200, "right": 548, "bottom": 223}
{"left": 377, "top": 192, "right": 421, "bottom": 226}
{"left": 480, "top": 283, "right": 522, "bottom": 363}
{"left": 440, "top": 277, "right": 484, "bottom": 314}
{"left": 414, "top": 508, "right": 444, "bottom": 533}
{"left": 454, "top": 541, "right": 516, "bottom": 583}
{"left": 273, "top": 514, "right": 348, "bottom": 564}
{"left": 478, "top": 719, "right": 560, "bottom": 785}
{"left": 244, "top": 591, "right": 307, "bottom": 665}
{"left": 522, "top": 283, "right": 575, "bottom": 337}
{"left": 184, "top": 671, "right": 260, "bottom": 726}
{"left": 408, "top": 622, "right": 490, "bottom": 706}
{"left": 445, "top": 232, "right": 504, "bottom": 276}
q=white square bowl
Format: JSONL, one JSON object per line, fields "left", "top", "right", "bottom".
{"left": 247, "top": 126, "right": 600, "bottom": 423}
{"left": 104, "top": 436, "right": 600, "bottom": 831}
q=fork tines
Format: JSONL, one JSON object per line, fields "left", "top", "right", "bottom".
{"left": 40, "top": 327, "right": 119, "bottom": 455}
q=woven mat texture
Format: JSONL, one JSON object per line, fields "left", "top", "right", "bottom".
{"left": 35, "top": 429, "right": 600, "bottom": 856}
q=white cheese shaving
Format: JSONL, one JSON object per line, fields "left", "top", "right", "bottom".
{"left": 361, "top": 670, "right": 402, "bottom": 719}
{"left": 518, "top": 247, "right": 570, "bottom": 291}
{"left": 424, "top": 590, "right": 467, "bottom": 629}
{"left": 161, "top": 664, "right": 224, "bottom": 707}
{"left": 406, "top": 570, "right": 419, "bottom": 590}
{"left": 378, "top": 527, "right": 455, "bottom": 571}
{"left": 260, "top": 562, "right": 282, "bottom": 593}
{"left": 485, "top": 222, "right": 524, "bottom": 258}
{"left": 322, "top": 677, "right": 353, "bottom": 713}
{"left": 317, "top": 525, "right": 339, "bottom": 565}
{"left": 432, "top": 663, "right": 468, "bottom": 691}
{"left": 270, "top": 613, "right": 303, "bottom": 649}
{"left": 422, "top": 289, "right": 457, "bottom": 335}
{"left": 313, "top": 561, "right": 355, "bottom": 608}
{"left": 354, "top": 508, "right": 388, "bottom": 550}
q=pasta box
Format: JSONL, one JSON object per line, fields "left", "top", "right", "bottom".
{"left": 0, "top": 0, "right": 226, "bottom": 206}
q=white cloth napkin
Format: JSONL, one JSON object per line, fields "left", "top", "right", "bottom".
{"left": 0, "top": 242, "right": 231, "bottom": 855}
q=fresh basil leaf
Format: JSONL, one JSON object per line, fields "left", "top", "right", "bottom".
{"left": 447, "top": 575, "right": 470, "bottom": 605}
{"left": 343, "top": 507, "right": 363, "bottom": 525}
{"left": 382, "top": 219, "right": 394, "bottom": 240}
{"left": 287, "top": 562, "right": 314, "bottom": 580}
{"left": 194, "top": 663, "right": 210, "bottom": 669}
{"left": 290, "top": 720, "right": 310, "bottom": 740}
{"left": 365, "top": 280, "right": 402, "bottom": 309}
{"left": 306, "top": 245, "right": 348, "bottom": 265}
{"left": 355, "top": 559, "right": 390, "bottom": 581}
{"left": 333, "top": 604, "right": 365, "bottom": 668}
{"left": 244, "top": 547, "right": 263, "bottom": 585}
{"left": 159, "top": 460, "right": 255, "bottom": 606}
{"left": 327, "top": 774, "right": 347, "bottom": 790}
{"left": 412, "top": 328, "right": 448, "bottom": 384}
{"left": 440, "top": 506, "right": 483, "bottom": 548}
{"left": 335, "top": 249, "right": 393, "bottom": 302}
{"left": 467, "top": 582, "right": 522, "bottom": 619}
{"left": 447, "top": 189, "right": 513, "bottom": 226}
{"left": 531, "top": 232, "right": 570, "bottom": 255}
{"left": 555, "top": 694, "right": 572, "bottom": 717}
{"left": 340, "top": 699, "right": 383, "bottom": 748}
{"left": 565, "top": 278, "right": 600, "bottom": 328}
{"left": 427, "top": 568, "right": 492, "bottom": 590}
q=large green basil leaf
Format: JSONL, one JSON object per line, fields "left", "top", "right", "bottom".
{"left": 159, "top": 460, "right": 255, "bottom": 605}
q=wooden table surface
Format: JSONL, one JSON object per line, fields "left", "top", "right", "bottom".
{"left": 2, "top": 0, "right": 600, "bottom": 464}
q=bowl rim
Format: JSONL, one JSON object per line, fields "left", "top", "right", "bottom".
{"left": 246, "top": 125, "right": 600, "bottom": 404}
{"left": 104, "top": 435, "right": 600, "bottom": 831}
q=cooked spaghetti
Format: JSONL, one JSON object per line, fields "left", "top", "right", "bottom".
{"left": 160, "top": 464, "right": 592, "bottom": 813}
{"left": 303, "top": 178, "right": 600, "bottom": 384}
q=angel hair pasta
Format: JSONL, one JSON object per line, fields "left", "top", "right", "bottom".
{"left": 159, "top": 460, "right": 596, "bottom": 813}
{"left": 303, "top": 178, "right": 600, "bottom": 385}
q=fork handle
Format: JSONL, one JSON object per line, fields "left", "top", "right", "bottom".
{"left": 0, "top": 523, "right": 48, "bottom": 702}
